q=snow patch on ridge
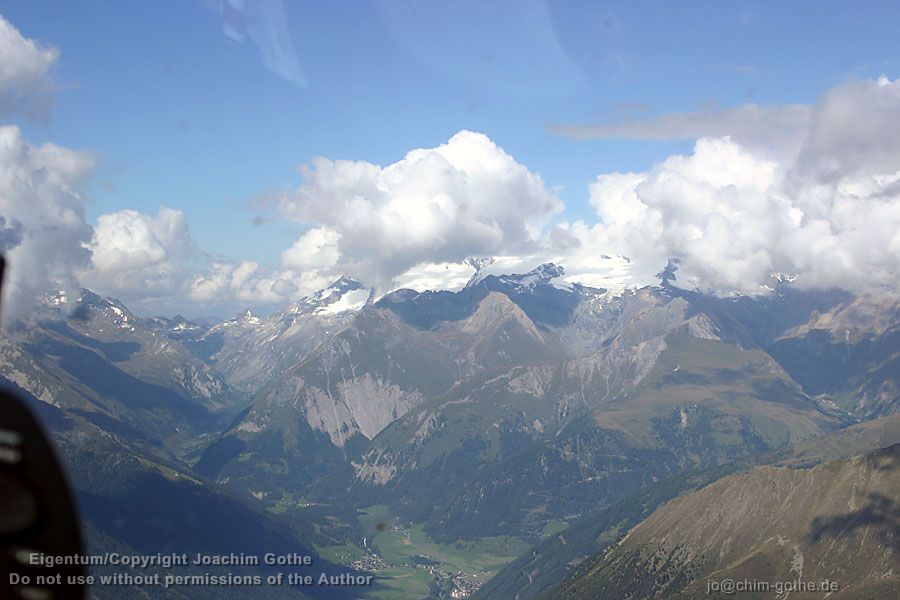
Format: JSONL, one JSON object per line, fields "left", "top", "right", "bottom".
{"left": 314, "top": 288, "right": 370, "bottom": 315}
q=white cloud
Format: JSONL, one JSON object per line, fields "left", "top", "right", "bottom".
{"left": 188, "top": 260, "right": 233, "bottom": 303}
{"left": 279, "top": 130, "right": 562, "bottom": 289}
{"left": 281, "top": 227, "right": 341, "bottom": 269}
{"left": 226, "top": 263, "right": 328, "bottom": 305}
{"left": 0, "top": 125, "right": 94, "bottom": 321}
{"left": 73, "top": 204, "right": 342, "bottom": 315}
{"left": 0, "top": 14, "right": 59, "bottom": 120}
{"left": 82, "top": 127, "right": 572, "bottom": 313}
{"left": 587, "top": 138, "right": 791, "bottom": 293}
{"left": 789, "top": 76, "right": 900, "bottom": 185}
{"left": 391, "top": 261, "right": 475, "bottom": 292}
{"left": 277, "top": 85, "right": 900, "bottom": 300}
{"left": 584, "top": 77, "right": 900, "bottom": 295}
{"left": 188, "top": 259, "right": 328, "bottom": 308}
{"left": 223, "top": 260, "right": 308, "bottom": 305}
{"left": 79, "top": 207, "right": 195, "bottom": 304}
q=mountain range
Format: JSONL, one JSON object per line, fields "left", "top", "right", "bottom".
{"left": 2, "top": 261, "right": 897, "bottom": 599}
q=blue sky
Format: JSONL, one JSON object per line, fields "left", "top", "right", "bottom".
{"left": 2, "top": 1, "right": 900, "bottom": 318}
{"left": 6, "top": 0, "right": 897, "bottom": 264}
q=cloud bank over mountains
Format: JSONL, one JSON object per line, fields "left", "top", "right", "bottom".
{"left": 0, "top": 125, "right": 94, "bottom": 321}
{"left": 578, "top": 76, "right": 900, "bottom": 295}
{"left": 277, "top": 130, "right": 563, "bottom": 290}
{"left": 1, "top": 15, "right": 899, "bottom": 319}
{"left": 79, "top": 208, "right": 194, "bottom": 301}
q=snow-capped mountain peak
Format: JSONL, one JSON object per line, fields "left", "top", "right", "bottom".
{"left": 500, "top": 262, "right": 566, "bottom": 290}
{"left": 282, "top": 276, "right": 370, "bottom": 317}
{"left": 465, "top": 261, "right": 567, "bottom": 292}
{"left": 60, "top": 289, "right": 138, "bottom": 330}
{"left": 464, "top": 257, "right": 496, "bottom": 287}
{"left": 198, "top": 276, "right": 372, "bottom": 391}
{"left": 326, "top": 275, "right": 364, "bottom": 294}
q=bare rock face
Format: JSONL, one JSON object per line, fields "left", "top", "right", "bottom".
{"left": 234, "top": 370, "right": 424, "bottom": 447}
{"left": 507, "top": 364, "right": 555, "bottom": 398}
{"left": 352, "top": 448, "right": 398, "bottom": 485}
{"left": 0, "top": 340, "right": 60, "bottom": 406}
{"left": 297, "top": 373, "right": 424, "bottom": 446}
{"left": 336, "top": 374, "right": 423, "bottom": 440}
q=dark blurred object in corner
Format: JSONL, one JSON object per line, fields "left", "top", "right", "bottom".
{"left": 0, "top": 256, "right": 87, "bottom": 599}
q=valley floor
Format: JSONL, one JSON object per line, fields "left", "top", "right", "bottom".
{"left": 308, "top": 505, "right": 532, "bottom": 599}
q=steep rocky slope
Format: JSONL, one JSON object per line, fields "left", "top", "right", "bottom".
{"left": 196, "top": 277, "right": 373, "bottom": 393}
{"left": 542, "top": 442, "right": 900, "bottom": 600}
{"left": 475, "top": 413, "right": 900, "bottom": 600}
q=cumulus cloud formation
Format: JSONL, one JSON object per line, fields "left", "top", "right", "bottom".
{"left": 79, "top": 208, "right": 195, "bottom": 305}
{"left": 279, "top": 130, "right": 562, "bottom": 289}
{"left": 587, "top": 138, "right": 792, "bottom": 293}
{"left": 0, "top": 125, "right": 94, "bottom": 321}
{"left": 79, "top": 209, "right": 327, "bottom": 314}
{"left": 273, "top": 82, "right": 900, "bottom": 300}
{"left": 584, "top": 77, "right": 900, "bottom": 295}
{"left": 0, "top": 15, "right": 59, "bottom": 120}
{"left": 790, "top": 76, "right": 900, "bottom": 184}
{"left": 188, "top": 259, "right": 326, "bottom": 306}
{"left": 281, "top": 227, "right": 341, "bottom": 269}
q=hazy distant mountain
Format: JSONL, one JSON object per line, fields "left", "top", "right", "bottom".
{"left": 1, "top": 289, "right": 245, "bottom": 452}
